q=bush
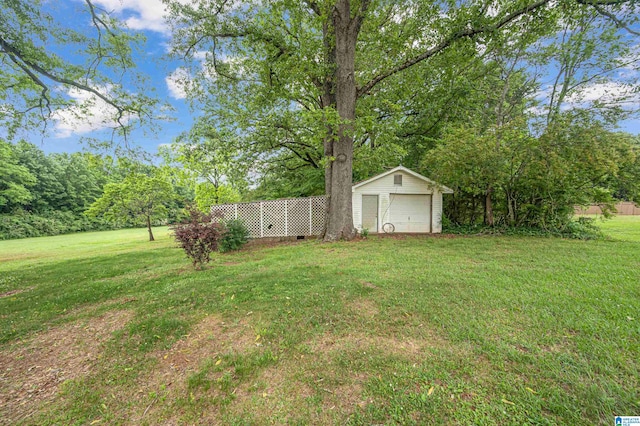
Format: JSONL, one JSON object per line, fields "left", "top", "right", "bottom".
{"left": 0, "top": 210, "right": 119, "bottom": 240}
{"left": 560, "top": 216, "right": 604, "bottom": 240}
{"left": 219, "top": 219, "right": 250, "bottom": 253}
{"left": 171, "top": 208, "right": 223, "bottom": 269}
{"left": 442, "top": 216, "right": 604, "bottom": 240}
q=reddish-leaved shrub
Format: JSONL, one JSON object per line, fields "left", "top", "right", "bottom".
{"left": 171, "top": 207, "right": 223, "bottom": 269}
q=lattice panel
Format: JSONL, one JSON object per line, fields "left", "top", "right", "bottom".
{"left": 262, "top": 200, "right": 287, "bottom": 237}
{"left": 236, "top": 203, "right": 262, "bottom": 238}
{"left": 311, "top": 196, "right": 327, "bottom": 235}
{"left": 286, "top": 198, "right": 312, "bottom": 236}
{"left": 211, "top": 196, "right": 328, "bottom": 238}
{"left": 210, "top": 204, "right": 235, "bottom": 222}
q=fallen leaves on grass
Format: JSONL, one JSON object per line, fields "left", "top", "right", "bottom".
{"left": 0, "top": 310, "right": 133, "bottom": 424}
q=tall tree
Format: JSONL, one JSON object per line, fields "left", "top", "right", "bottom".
{"left": 165, "top": 0, "right": 637, "bottom": 240}
{"left": 535, "top": 5, "right": 640, "bottom": 126}
{"left": 170, "top": 126, "right": 249, "bottom": 201}
{"left": 423, "top": 114, "right": 640, "bottom": 229}
{"left": 12, "top": 141, "right": 67, "bottom": 212}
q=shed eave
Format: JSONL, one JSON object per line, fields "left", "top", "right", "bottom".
{"left": 352, "top": 165, "right": 454, "bottom": 194}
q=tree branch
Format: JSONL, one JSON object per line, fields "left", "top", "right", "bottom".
{"left": 2, "top": 46, "right": 52, "bottom": 117}
{"left": 357, "top": 0, "right": 552, "bottom": 98}
{"left": 0, "top": 34, "right": 134, "bottom": 134}
{"left": 585, "top": 3, "right": 640, "bottom": 35}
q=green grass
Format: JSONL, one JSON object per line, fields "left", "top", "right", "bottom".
{"left": 1, "top": 221, "right": 639, "bottom": 425}
{"left": 597, "top": 215, "right": 640, "bottom": 242}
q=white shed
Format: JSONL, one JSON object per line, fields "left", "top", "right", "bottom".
{"left": 352, "top": 166, "right": 453, "bottom": 234}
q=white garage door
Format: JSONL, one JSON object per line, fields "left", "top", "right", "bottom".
{"left": 390, "top": 194, "right": 431, "bottom": 233}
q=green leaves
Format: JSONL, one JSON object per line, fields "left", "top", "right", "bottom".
{"left": 423, "top": 113, "right": 640, "bottom": 229}
{"left": 0, "top": 140, "right": 36, "bottom": 211}
{"left": 86, "top": 173, "right": 177, "bottom": 240}
{"left": 0, "top": 0, "right": 159, "bottom": 145}
{"left": 163, "top": 0, "right": 639, "bottom": 215}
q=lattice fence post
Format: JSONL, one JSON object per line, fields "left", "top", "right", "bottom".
{"left": 234, "top": 204, "right": 238, "bottom": 220}
{"left": 308, "top": 198, "right": 312, "bottom": 235}
{"left": 260, "top": 202, "right": 264, "bottom": 238}
{"left": 284, "top": 200, "right": 288, "bottom": 237}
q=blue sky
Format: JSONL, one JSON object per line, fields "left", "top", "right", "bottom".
{"left": 35, "top": 0, "right": 196, "bottom": 154}
{"left": 34, "top": 1, "right": 640, "bottom": 155}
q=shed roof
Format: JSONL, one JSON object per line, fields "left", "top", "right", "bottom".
{"left": 352, "top": 165, "right": 453, "bottom": 193}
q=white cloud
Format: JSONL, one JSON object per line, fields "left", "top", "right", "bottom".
{"left": 616, "top": 44, "right": 640, "bottom": 79}
{"left": 90, "top": 0, "right": 176, "bottom": 34}
{"left": 165, "top": 67, "right": 194, "bottom": 99}
{"left": 193, "top": 51, "right": 209, "bottom": 60}
{"left": 566, "top": 81, "right": 638, "bottom": 107}
{"left": 51, "top": 85, "right": 133, "bottom": 138}
{"left": 526, "top": 105, "right": 547, "bottom": 117}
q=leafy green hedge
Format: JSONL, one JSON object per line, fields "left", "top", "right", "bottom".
{"left": 0, "top": 211, "right": 119, "bottom": 240}
{"left": 443, "top": 216, "right": 605, "bottom": 240}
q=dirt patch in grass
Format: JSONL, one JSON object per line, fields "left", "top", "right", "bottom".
{"left": 154, "top": 315, "right": 255, "bottom": 380}
{"left": 0, "top": 289, "right": 25, "bottom": 298}
{"left": 117, "top": 317, "right": 451, "bottom": 424}
{"left": 349, "top": 297, "right": 379, "bottom": 318}
{"left": 131, "top": 318, "right": 394, "bottom": 424}
{"left": 360, "top": 281, "right": 378, "bottom": 289}
{"left": 219, "top": 358, "right": 316, "bottom": 424}
{"left": 222, "top": 355, "right": 369, "bottom": 425}
{"left": 309, "top": 330, "right": 436, "bottom": 361}
{"left": 0, "top": 287, "right": 33, "bottom": 299}
{"left": 127, "top": 315, "right": 257, "bottom": 423}
{"left": 0, "top": 309, "right": 133, "bottom": 424}
{"left": 319, "top": 371, "right": 369, "bottom": 415}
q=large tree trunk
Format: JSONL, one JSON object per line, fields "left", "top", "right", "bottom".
{"left": 323, "top": 0, "right": 359, "bottom": 241}
{"left": 321, "top": 19, "right": 337, "bottom": 201}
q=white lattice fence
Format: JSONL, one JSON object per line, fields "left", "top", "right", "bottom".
{"left": 211, "top": 196, "right": 327, "bottom": 238}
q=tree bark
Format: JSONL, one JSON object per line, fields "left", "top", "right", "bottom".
{"left": 323, "top": 0, "right": 359, "bottom": 241}
{"left": 484, "top": 186, "right": 494, "bottom": 227}
{"left": 146, "top": 214, "right": 155, "bottom": 241}
{"left": 321, "top": 19, "right": 337, "bottom": 200}
{"left": 505, "top": 189, "right": 516, "bottom": 226}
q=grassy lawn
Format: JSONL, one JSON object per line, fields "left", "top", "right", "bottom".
{"left": 596, "top": 215, "right": 640, "bottom": 242}
{"left": 0, "top": 220, "right": 639, "bottom": 425}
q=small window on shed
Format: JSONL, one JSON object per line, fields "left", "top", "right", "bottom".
{"left": 394, "top": 174, "right": 403, "bottom": 186}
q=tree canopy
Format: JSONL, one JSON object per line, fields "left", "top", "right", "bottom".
{"left": 86, "top": 173, "right": 177, "bottom": 241}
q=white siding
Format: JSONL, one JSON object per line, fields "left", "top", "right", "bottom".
{"left": 351, "top": 170, "right": 445, "bottom": 233}
{"left": 355, "top": 171, "right": 436, "bottom": 195}
{"left": 432, "top": 191, "right": 443, "bottom": 233}
{"left": 352, "top": 192, "right": 362, "bottom": 230}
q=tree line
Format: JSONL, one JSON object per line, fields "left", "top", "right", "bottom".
{"left": 0, "top": 140, "right": 179, "bottom": 239}
{"left": 0, "top": 139, "right": 245, "bottom": 240}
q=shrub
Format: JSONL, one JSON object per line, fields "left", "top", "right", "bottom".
{"left": 442, "top": 216, "right": 604, "bottom": 240}
{"left": 219, "top": 219, "right": 250, "bottom": 253}
{"left": 0, "top": 210, "right": 119, "bottom": 240}
{"left": 561, "top": 216, "right": 604, "bottom": 240}
{"left": 171, "top": 207, "right": 223, "bottom": 269}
